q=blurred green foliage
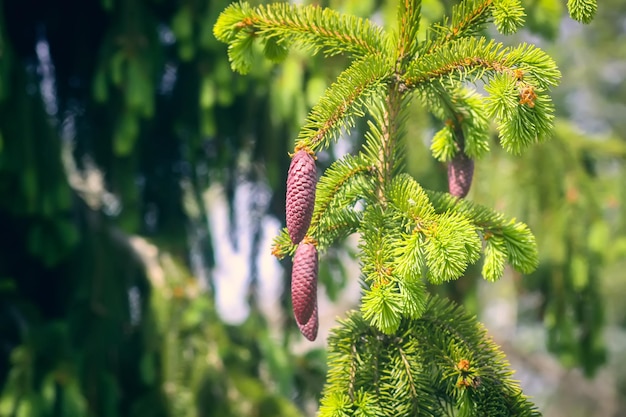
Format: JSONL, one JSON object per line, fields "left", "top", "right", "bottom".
{"left": 0, "top": 0, "right": 329, "bottom": 415}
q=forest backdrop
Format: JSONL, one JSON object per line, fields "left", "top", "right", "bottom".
{"left": 0, "top": 0, "right": 625, "bottom": 416}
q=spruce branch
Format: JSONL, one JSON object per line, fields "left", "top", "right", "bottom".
{"left": 428, "top": 0, "right": 524, "bottom": 50}
{"left": 213, "top": 2, "right": 390, "bottom": 73}
{"left": 482, "top": 235, "right": 508, "bottom": 282}
{"left": 361, "top": 111, "right": 399, "bottom": 190}
{"left": 395, "top": 0, "right": 423, "bottom": 64}
{"left": 406, "top": 37, "right": 560, "bottom": 89}
{"left": 431, "top": 124, "right": 458, "bottom": 162}
{"left": 426, "top": 190, "right": 539, "bottom": 278}
{"left": 413, "top": 297, "right": 540, "bottom": 416}
{"left": 296, "top": 54, "right": 391, "bottom": 152}
{"left": 382, "top": 90, "right": 411, "bottom": 183}
{"left": 387, "top": 173, "right": 436, "bottom": 222}
{"left": 308, "top": 154, "right": 374, "bottom": 233}
{"left": 390, "top": 229, "right": 427, "bottom": 281}
{"left": 385, "top": 174, "right": 483, "bottom": 284}
{"left": 308, "top": 154, "right": 375, "bottom": 247}
{"left": 449, "top": 0, "right": 494, "bottom": 38}
{"left": 213, "top": 0, "right": 597, "bottom": 413}
{"left": 567, "top": 0, "right": 598, "bottom": 24}
{"left": 491, "top": 0, "right": 525, "bottom": 35}
{"left": 358, "top": 203, "right": 430, "bottom": 334}
{"left": 485, "top": 73, "right": 556, "bottom": 154}
{"left": 427, "top": 0, "right": 492, "bottom": 48}
{"left": 361, "top": 281, "right": 404, "bottom": 334}
{"left": 271, "top": 227, "right": 296, "bottom": 260}
{"left": 406, "top": 38, "right": 559, "bottom": 153}
{"left": 320, "top": 296, "right": 541, "bottom": 417}
{"left": 422, "top": 210, "right": 482, "bottom": 283}
{"left": 356, "top": 85, "right": 414, "bottom": 212}
{"left": 315, "top": 207, "right": 363, "bottom": 250}
{"left": 422, "top": 83, "right": 490, "bottom": 161}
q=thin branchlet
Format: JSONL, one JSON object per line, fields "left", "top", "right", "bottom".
{"left": 397, "top": 344, "right": 418, "bottom": 400}
{"left": 405, "top": 54, "right": 514, "bottom": 87}
{"left": 296, "top": 55, "right": 391, "bottom": 152}
{"left": 427, "top": 0, "right": 493, "bottom": 54}
{"left": 348, "top": 342, "right": 358, "bottom": 400}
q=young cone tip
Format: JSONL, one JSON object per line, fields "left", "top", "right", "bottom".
{"left": 291, "top": 241, "right": 318, "bottom": 328}
{"left": 286, "top": 149, "right": 317, "bottom": 244}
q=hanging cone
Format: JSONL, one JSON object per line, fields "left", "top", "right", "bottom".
{"left": 297, "top": 303, "right": 318, "bottom": 341}
{"left": 291, "top": 242, "right": 318, "bottom": 326}
{"left": 286, "top": 149, "right": 317, "bottom": 244}
{"left": 448, "top": 152, "right": 474, "bottom": 198}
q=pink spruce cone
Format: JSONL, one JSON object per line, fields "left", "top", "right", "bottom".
{"left": 291, "top": 241, "right": 318, "bottom": 327}
{"left": 297, "top": 304, "right": 318, "bottom": 341}
{"left": 286, "top": 149, "right": 317, "bottom": 244}
{"left": 448, "top": 152, "right": 474, "bottom": 198}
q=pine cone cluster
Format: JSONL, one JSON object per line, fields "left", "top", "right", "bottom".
{"left": 448, "top": 152, "right": 474, "bottom": 198}
{"left": 291, "top": 241, "right": 319, "bottom": 341}
{"left": 284, "top": 148, "right": 319, "bottom": 340}
{"left": 286, "top": 149, "right": 317, "bottom": 244}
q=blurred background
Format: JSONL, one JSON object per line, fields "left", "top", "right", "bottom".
{"left": 0, "top": 0, "right": 625, "bottom": 416}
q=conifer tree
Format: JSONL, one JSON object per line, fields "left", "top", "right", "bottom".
{"left": 214, "top": 0, "right": 598, "bottom": 415}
